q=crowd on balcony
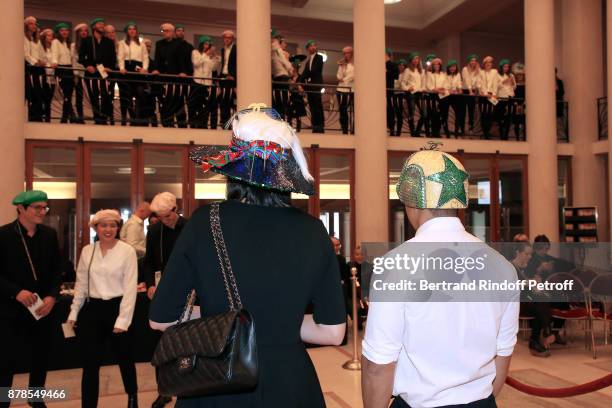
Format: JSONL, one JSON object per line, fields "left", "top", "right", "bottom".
{"left": 23, "top": 15, "right": 566, "bottom": 138}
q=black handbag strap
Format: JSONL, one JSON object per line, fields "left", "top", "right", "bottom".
{"left": 177, "top": 202, "right": 242, "bottom": 324}
{"left": 210, "top": 202, "right": 242, "bottom": 311}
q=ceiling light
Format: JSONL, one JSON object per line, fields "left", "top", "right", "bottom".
{"left": 384, "top": 0, "right": 402, "bottom": 4}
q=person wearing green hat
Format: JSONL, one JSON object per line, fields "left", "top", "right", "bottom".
{"left": 117, "top": 21, "right": 149, "bottom": 126}
{"left": 445, "top": 59, "right": 464, "bottom": 136}
{"left": 424, "top": 57, "right": 449, "bottom": 137}
{"left": 24, "top": 16, "right": 46, "bottom": 122}
{"left": 72, "top": 23, "right": 89, "bottom": 124}
{"left": 191, "top": 35, "right": 216, "bottom": 128}
{"left": 0, "top": 190, "right": 63, "bottom": 405}
{"left": 299, "top": 39, "right": 325, "bottom": 133}
{"left": 51, "top": 22, "right": 76, "bottom": 123}
{"left": 362, "top": 148, "right": 519, "bottom": 408}
{"left": 385, "top": 48, "right": 399, "bottom": 135}
{"left": 461, "top": 53, "right": 481, "bottom": 134}
{"left": 79, "top": 16, "right": 116, "bottom": 124}
{"left": 496, "top": 59, "right": 516, "bottom": 140}
{"left": 172, "top": 24, "right": 193, "bottom": 128}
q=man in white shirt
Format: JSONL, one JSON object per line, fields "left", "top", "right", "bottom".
{"left": 362, "top": 149, "right": 519, "bottom": 408}
{"left": 219, "top": 29, "right": 236, "bottom": 125}
{"left": 120, "top": 201, "right": 151, "bottom": 259}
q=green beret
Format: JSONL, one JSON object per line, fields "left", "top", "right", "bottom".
{"left": 408, "top": 52, "right": 420, "bottom": 62}
{"left": 54, "top": 22, "right": 70, "bottom": 33}
{"left": 397, "top": 59, "right": 408, "bottom": 66}
{"left": 447, "top": 59, "right": 458, "bottom": 67}
{"left": 499, "top": 58, "right": 510, "bottom": 68}
{"left": 12, "top": 190, "right": 48, "bottom": 206}
{"left": 89, "top": 17, "right": 105, "bottom": 27}
{"left": 385, "top": 47, "right": 393, "bottom": 55}
{"left": 467, "top": 53, "right": 478, "bottom": 63}
{"left": 305, "top": 39, "right": 316, "bottom": 48}
{"left": 198, "top": 35, "right": 212, "bottom": 45}
{"left": 123, "top": 21, "right": 137, "bottom": 32}
{"left": 425, "top": 53, "right": 436, "bottom": 62}
{"left": 271, "top": 28, "right": 279, "bottom": 38}
{"left": 174, "top": 23, "right": 185, "bottom": 30}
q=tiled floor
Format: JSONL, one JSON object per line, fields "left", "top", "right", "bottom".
{"left": 11, "top": 324, "right": 612, "bottom": 407}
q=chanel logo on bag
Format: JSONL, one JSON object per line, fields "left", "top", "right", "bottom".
{"left": 178, "top": 355, "right": 196, "bottom": 374}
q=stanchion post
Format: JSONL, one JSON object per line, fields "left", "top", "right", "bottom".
{"left": 343, "top": 267, "right": 361, "bottom": 370}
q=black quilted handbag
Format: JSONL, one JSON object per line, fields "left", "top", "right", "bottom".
{"left": 151, "top": 202, "right": 258, "bottom": 397}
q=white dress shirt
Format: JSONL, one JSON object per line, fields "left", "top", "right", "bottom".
{"left": 222, "top": 43, "right": 234, "bottom": 75}
{"left": 497, "top": 73, "right": 516, "bottom": 98}
{"left": 117, "top": 40, "right": 149, "bottom": 71}
{"left": 120, "top": 215, "right": 146, "bottom": 258}
{"left": 24, "top": 37, "right": 43, "bottom": 66}
{"left": 51, "top": 39, "right": 72, "bottom": 65}
{"left": 479, "top": 69, "right": 500, "bottom": 96}
{"left": 362, "top": 217, "right": 519, "bottom": 408}
{"left": 68, "top": 240, "right": 138, "bottom": 330}
{"left": 425, "top": 72, "right": 448, "bottom": 92}
{"left": 336, "top": 62, "right": 354, "bottom": 92}
{"left": 192, "top": 50, "right": 215, "bottom": 85}
{"left": 400, "top": 68, "right": 423, "bottom": 93}
{"left": 461, "top": 66, "right": 481, "bottom": 92}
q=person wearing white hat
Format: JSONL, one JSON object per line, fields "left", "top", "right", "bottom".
{"left": 478, "top": 55, "right": 500, "bottom": 139}
{"left": 362, "top": 148, "right": 519, "bottom": 408}
{"left": 424, "top": 57, "right": 448, "bottom": 137}
{"left": 71, "top": 23, "right": 89, "bottom": 123}
{"left": 24, "top": 16, "right": 45, "bottom": 122}
{"left": 336, "top": 45, "right": 354, "bottom": 134}
{"left": 66, "top": 209, "right": 139, "bottom": 408}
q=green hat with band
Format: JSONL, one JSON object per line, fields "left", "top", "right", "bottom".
{"left": 499, "top": 58, "right": 510, "bottom": 68}
{"left": 123, "top": 21, "right": 137, "bottom": 32}
{"left": 425, "top": 53, "right": 436, "bottom": 62}
{"left": 89, "top": 17, "right": 105, "bottom": 27}
{"left": 305, "top": 39, "right": 316, "bottom": 48}
{"left": 467, "top": 53, "right": 478, "bottom": 63}
{"left": 12, "top": 190, "right": 48, "bottom": 206}
{"left": 54, "top": 22, "right": 70, "bottom": 33}
{"left": 447, "top": 59, "right": 458, "bottom": 67}
{"left": 198, "top": 35, "right": 212, "bottom": 45}
{"left": 397, "top": 148, "right": 469, "bottom": 209}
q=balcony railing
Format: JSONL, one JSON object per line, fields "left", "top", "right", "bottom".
{"left": 598, "top": 97, "right": 607, "bottom": 140}
{"left": 25, "top": 66, "right": 569, "bottom": 142}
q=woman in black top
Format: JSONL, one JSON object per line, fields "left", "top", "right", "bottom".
{"left": 149, "top": 105, "right": 346, "bottom": 408}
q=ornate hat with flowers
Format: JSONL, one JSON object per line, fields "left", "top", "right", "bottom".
{"left": 189, "top": 104, "right": 314, "bottom": 195}
{"left": 396, "top": 143, "right": 469, "bottom": 209}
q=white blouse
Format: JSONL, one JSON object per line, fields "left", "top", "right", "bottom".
{"left": 68, "top": 240, "right": 138, "bottom": 330}
{"left": 461, "top": 66, "right": 481, "bottom": 91}
{"left": 271, "top": 47, "right": 293, "bottom": 78}
{"left": 446, "top": 73, "right": 463, "bottom": 92}
{"left": 192, "top": 49, "right": 215, "bottom": 85}
{"left": 497, "top": 73, "right": 516, "bottom": 98}
{"left": 51, "top": 39, "right": 72, "bottom": 66}
{"left": 425, "top": 72, "right": 448, "bottom": 92}
{"left": 479, "top": 69, "right": 500, "bottom": 96}
{"left": 400, "top": 68, "right": 423, "bottom": 93}
{"left": 24, "top": 37, "right": 43, "bottom": 66}
{"left": 117, "top": 40, "right": 149, "bottom": 71}
{"left": 336, "top": 62, "right": 354, "bottom": 92}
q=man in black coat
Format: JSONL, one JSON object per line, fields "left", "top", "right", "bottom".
{"left": 385, "top": 48, "right": 399, "bottom": 135}
{"left": 175, "top": 24, "right": 194, "bottom": 128}
{"left": 78, "top": 18, "right": 117, "bottom": 124}
{"left": 152, "top": 23, "right": 188, "bottom": 127}
{"left": 219, "top": 30, "right": 237, "bottom": 125}
{"left": 0, "top": 191, "right": 63, "bottom": 408}
{"left": 299, "top": 40, "right": 325, "bottom": 133}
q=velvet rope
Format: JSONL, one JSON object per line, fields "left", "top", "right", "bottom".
{"left": 505, "top": 374, "right": 612, "bottom": 398}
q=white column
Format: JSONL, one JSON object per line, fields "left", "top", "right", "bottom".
{"left": 525, "top": 0, "right": 559, "bottom": 240}
{"left": 562, "top": 0, "right": 607, "bottom": 240}
{"left": 607, "top": 0, "right": 612, "bottom": 241}
{"left": 236, "top": 0, "right": 271, "bottom": 109}
{"left": 354, "top": 0, "right": 388, "bottom": 244}
{"left": 0, "top": 0, "right": 24, "bottom": 224}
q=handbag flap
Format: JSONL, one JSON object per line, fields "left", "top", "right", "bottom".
{"left": 152, "top": 310, "right": 239, "bottom": 367}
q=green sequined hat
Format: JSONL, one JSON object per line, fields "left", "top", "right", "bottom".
{"left": 425, "top": 53, "right": 436, "bottom": 62}
{"left": 396, "top": 149, "right": 469, "bottom": 209}
{"left": 408, "top": 52, "right": 420, "bottom": 62}
{"left": 447, "top": 59, "right": 458, "bottom": 67}
{"left": 12, "top": 190, "right": 48, "bottom": 206}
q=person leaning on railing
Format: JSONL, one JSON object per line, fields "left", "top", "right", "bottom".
{"left": 117, "top": 22, "right": 149, "bottom": 126}
{"left": 104, "top": 24, "right": 119, "bottom": 126}
{"left": 512, "top": 62, "right": 526, "bottom": 140}
{"left": 496, "top": 59, "right": 517, "bottom": 140}
{"left": 400, "top": 52, "right": 426, "bottom": 137}
{"left": 52, "top": 23, "right": 76, "bottom": 123}
{"left": 336, "top": 46, "right": 354, "bottom": 135}
{"left": 424, "top": 57, "right": 448, "bottom": 137}
{"left": 174, "top": 24, "right": 194, "bottom": 129}
{"left": 300, "top": 39, "right": 325, "bottom": 133}
{"left": 71, "top": 22, "right": 88, "bottom": 124}
{"left": 271, "top": 29, "right": 294, "bottom": 121}
{"left": 191, "top": 35, "right": 216, "bottom": 129}
{"left": 392, "top": 59, "right": 407, "bottom": 137}
{"left": 461, "top": 54, "right": 481, "bottom": 133}
{"left": 385, "top": 48, "right": 399, "bottom": 136}
{"left": 24, "top": 16, "right": 45, "bottom": 122}
{"left": 478, "top": 55, "right": 500, "bottom": 139}
{"left": 445, "top": 60, "right": 464, "bottom": 137}
{"left": 39, "top": 28, "right": 56, "bottom": 124}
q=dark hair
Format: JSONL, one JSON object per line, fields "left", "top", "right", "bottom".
{"left": 498, "top": 64, "right": 511, "bottom": 75}
{"left": 510, "top": 241, "right": 532, "bottom": 262}
{"left": 446, "top": 64, "right": 459, "bottom": 76}
{"left": 124, "top": 27, "right": 140, "bottom": 46}
{"left": 533, "top": 234, "right": 551, "bottom": 251}
{"left": 198, "top": 41, "right": 210, "bottom": 53}
{"left": 56, "top": 29, "right": 72, "bottom": 46}
{"left": 226, "top": 179, "right": 291, "bottom": 207}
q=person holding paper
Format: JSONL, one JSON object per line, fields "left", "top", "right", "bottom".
{"left": 424, "top": 57, "right": 448, "bottom": 137}
{"left": 66, "top": 209, "right": 138, "bottom": 408}
{"left": 0, "top": 190, "right": 63, "bottom": 408}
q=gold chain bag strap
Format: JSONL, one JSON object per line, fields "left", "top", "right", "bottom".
{"left": 151, "top": 202, "right": 258, "bottom": 397}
